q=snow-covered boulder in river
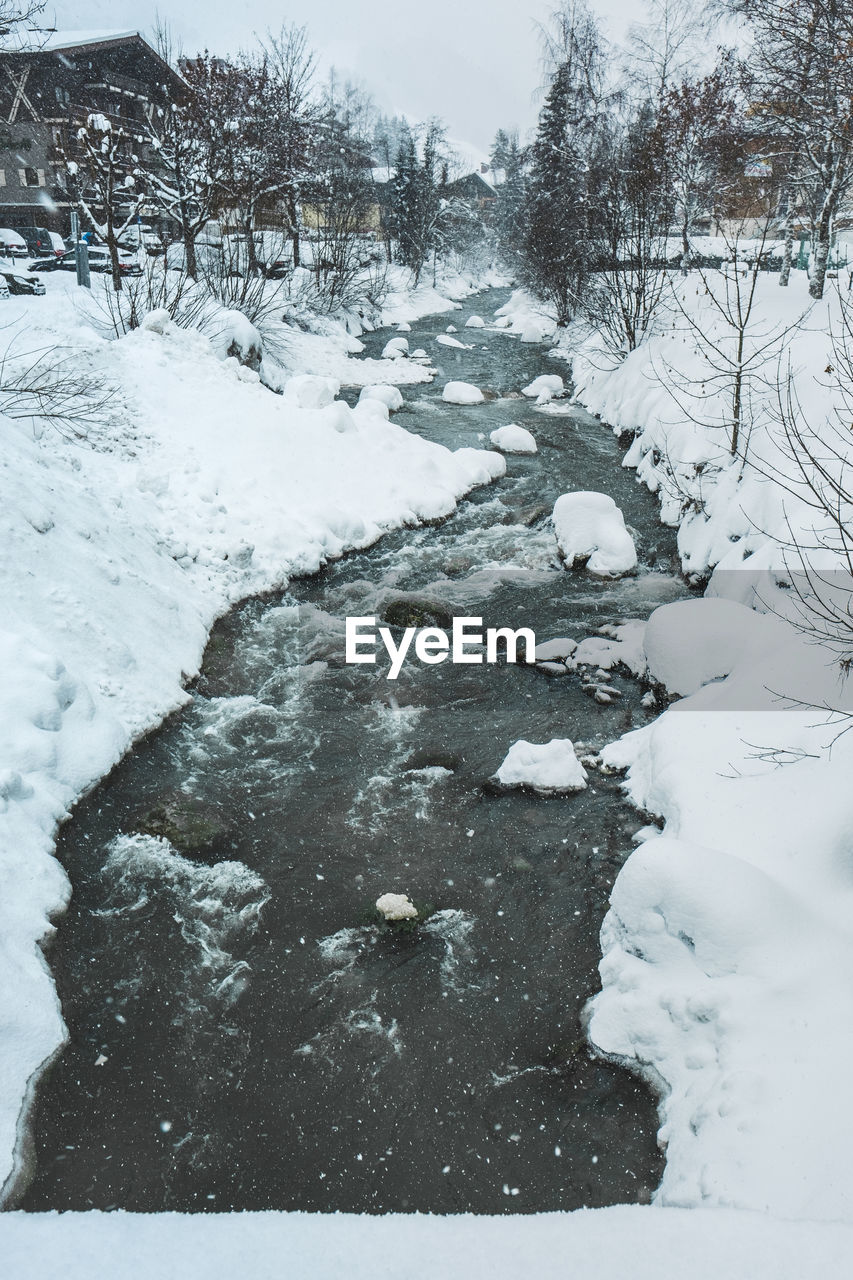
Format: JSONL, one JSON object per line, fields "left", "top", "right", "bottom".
{"left": 489, "top": 424, "right": 537, "bottom": 454}
{"left": 443, "top": 381, "right": 485, "bottom": 405}
{"left": 520, "top": 321, "right": 546, "bottom": 344}
{"left": 376, "top": 893, "right": 418, "bottom": 921}
{"left": 465, "top": 315, "right": 485, "bottom": 328}
{"left": 553, "top": 491, "right": 637, "bottom": 577}
{"left": 382, "top": 336, "right": 409, "bottom": 359}
{"left": 359, "top": 384, "right": 404, "bottom": 413}
{"left": 523, "top": 374, "right": 564, "bottom": 399}
{"left": 437, "top": 335, "right": 468, "bottom": 349}
{"left": 493, "top": 739, "right": 588, "bottom": 793}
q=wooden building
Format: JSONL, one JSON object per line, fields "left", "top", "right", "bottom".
{"left": 0, "top": 30, "right": 184, "bottom": 234}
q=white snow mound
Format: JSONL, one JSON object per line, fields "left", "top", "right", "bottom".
{"left": 489, "top": 424, "right": 537, "bottom": 454}
{"left": 553, "top": 491, "right": 637, "bottom": 577}
{"left": 382, "top": 337, "right": 409, "bottom": 359}
{"left": 359, "top": 384, "right": 404, "bottom": 413}
{"left": 465, "top": 315, "right": 485, "bottom": 328}
{"left": 283, "top": 373, "right": 340, "bottom": 410}
{"left": 437, "top": 335, "right": 468, "bottom": 349}
{"left": 521, "top": 322, "right": 546, "bottom": 344}
{"left": 493, "top": 739, "right": 588, "bottom": 793}
{"left": 644, "top": 598, "right": 791, "bottom": 697}
{"left": 376, "top": 893, "right": 418, "bottom": 921}
{"left": 443, "top": 382, "right": 485, "bottom": 406}
{"left": 523, "top": 374, "right": 564, "bottom": 398}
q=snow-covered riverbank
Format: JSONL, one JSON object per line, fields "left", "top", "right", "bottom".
{"left": 499, "top": 278, "right": 853, "bottom": 1233}
{"left": 0, "top": 268, "right": 506, "bottom": 1206}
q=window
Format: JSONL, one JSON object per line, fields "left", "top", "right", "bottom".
{"left": 0, "top": 171, "right": 6, "bottom": 187}
{"left": 19, "top": 168, "right": 45, "bottom": 187}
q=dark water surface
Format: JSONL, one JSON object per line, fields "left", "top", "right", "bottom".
{"left": 21, "top": 288, "right": 687, "bottom": 1213}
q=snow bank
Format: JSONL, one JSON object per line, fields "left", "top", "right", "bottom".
{"left": 553, "top": 492, "right": 637, "bottom": 576}
{"left": 493, "top": 739, "right": 588, "bottom": 793}
{"left": 489, "top": 424, "right": 537, "bottom": 454}
{"left": 0, "top": 290, "right": 507, "bottom": 1205}
{"left": 1, "top": 1204, "right": 851, "bottom": 1280}
{"left": 643, "top": 598, "right": 790, "bottom": 697}
{"left": 284, "top": 373, "right": 339, "bottom": 410}
{"left": 591, "top": 613, "right": 853, "bottom": 1221}
{"left": 442, "top": 381, "right": 485, "bottom": 405}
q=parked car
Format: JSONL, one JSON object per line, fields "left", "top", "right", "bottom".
{"left": 45, "top": 246, "right": 142, "bottom": 277}
{"left": 0, "top": 263, "right": 46, "bottom": 295}
{"left": 118, "top": 224, "right": 164, "bottom": 255}
{"left": 11, "top": 226, "right": 54, "bottom": 257}
{"left": 0, "top": 228, "right": 29, "bottom": 258}
{"left": 48, "top": 231, "right": 67, "bottom": 257}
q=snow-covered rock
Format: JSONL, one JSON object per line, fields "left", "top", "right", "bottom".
{"left": 553, "top": 491, "right": 637, "bottom": 577}
{"left": 437, "top": 335, "right": 468, "bottom": 349}
{"left": 443, "top": 382, "right": 485, "bottom": 406}
{"left": 411, "top": 348, "right": 428, "bottom": 359}
{"left": 446, "top": 325, "right": 458, "bottom": 333}
{"left": 489, "top": 424, "right": 537, "bottom": 454}
{"left": 359, "top": 384, "right": 404, "bottom": 413}
{"left": 465, "top": 315, "right": 485, "bottom": 328}
{"left": 284, "top": 373, "right": 340, "bottom": 410}
{"left": 396, "top": 322, "right": 412, "bottom": 333}
{"left": 520, "top": 322, "right": 546, "bottom": 344}
{"left": 493, "top": 739, "right": 588, "bottom": 793}
{"left": 534, "top": 637, "right": 578, "bottom": 663}
{"left": 382, "top": 337, "right": 409, "bottom": 359}
{"left": 376, "top": 893, "right": 418, "bottom": 921}
{"left": 522, "top": 375, "right": 564, "bottom": 399}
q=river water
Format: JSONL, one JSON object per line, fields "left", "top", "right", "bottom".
{"left": 20, "top": 287, "right": 688, "bottom": 1214}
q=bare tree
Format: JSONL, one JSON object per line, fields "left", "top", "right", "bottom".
{"left": 733, "top": 0, "right": 853, "bottom": 300}
{"left": 625, "top": 0, "right": 715, "bottom": 103}
{"left": 66, "top": 114, "right": 145, "bottom": 290}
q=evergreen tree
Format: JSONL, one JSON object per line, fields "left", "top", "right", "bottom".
{"left": 519, "top": 7, "right": 607, "bottom": 326}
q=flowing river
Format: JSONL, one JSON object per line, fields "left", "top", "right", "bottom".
{"left": 20, "top": 287, "right": 689, "bottom": 1214}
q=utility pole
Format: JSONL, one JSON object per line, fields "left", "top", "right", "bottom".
{"left": 71, "top": 210, "right": 90, "bottom": 288}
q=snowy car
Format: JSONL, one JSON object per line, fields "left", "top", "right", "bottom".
{"left": 0, "top": 228, "right": 29, "bottom": 258}
{"left": 49, "top": 246, "right": 143, "bottom": 277}
{"left": 0, "top": 264, "right": 46, "bottom": 295}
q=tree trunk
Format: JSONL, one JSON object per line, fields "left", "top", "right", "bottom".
{"left": 680, "top": 209, "right": 690, "bottom": 277}
{"left": 779, "top": 193, "right": 794, "bottom": 288}
{"left": 809, "top": 211, "right": 832, "bottom": 300}
{"left": 185, "top": 232, "right": 198, "bottom": 281}
{"left": 286, "top": 190, "right": 301, "bottom": 267}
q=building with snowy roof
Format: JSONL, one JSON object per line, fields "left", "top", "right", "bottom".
{"left": 0, "top": 30, "right": 184, "bottom": 234}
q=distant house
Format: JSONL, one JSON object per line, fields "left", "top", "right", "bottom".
{"left": 444, "top": 167, "right": 499, "bottom": 214}
{"left": 0, "top": 30, "right": 185, "bottom": 234}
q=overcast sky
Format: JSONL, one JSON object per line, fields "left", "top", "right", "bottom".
{"left": 45, "top": 0, "right": 635, "bottom": 155}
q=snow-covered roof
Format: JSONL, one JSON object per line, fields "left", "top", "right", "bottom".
{"left": 0, "top": 29, "right": 141, "bottom": 54}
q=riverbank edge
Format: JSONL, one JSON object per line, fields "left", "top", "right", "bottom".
{"left": 0, "top": 271, "right": 509, "bottom": 1210}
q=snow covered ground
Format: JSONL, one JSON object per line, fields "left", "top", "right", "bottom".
{"left": 0, "top": 268, "right": 505, "bottom": 1207}
{"left": 498, "top": 274, "right": 853, "bottom": 1239}
{"left": 3, "top": 1204, "right": 853, "bottom": 1280}
{"left": 4, "top": 260, "right": 853, "bottom": 1271}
